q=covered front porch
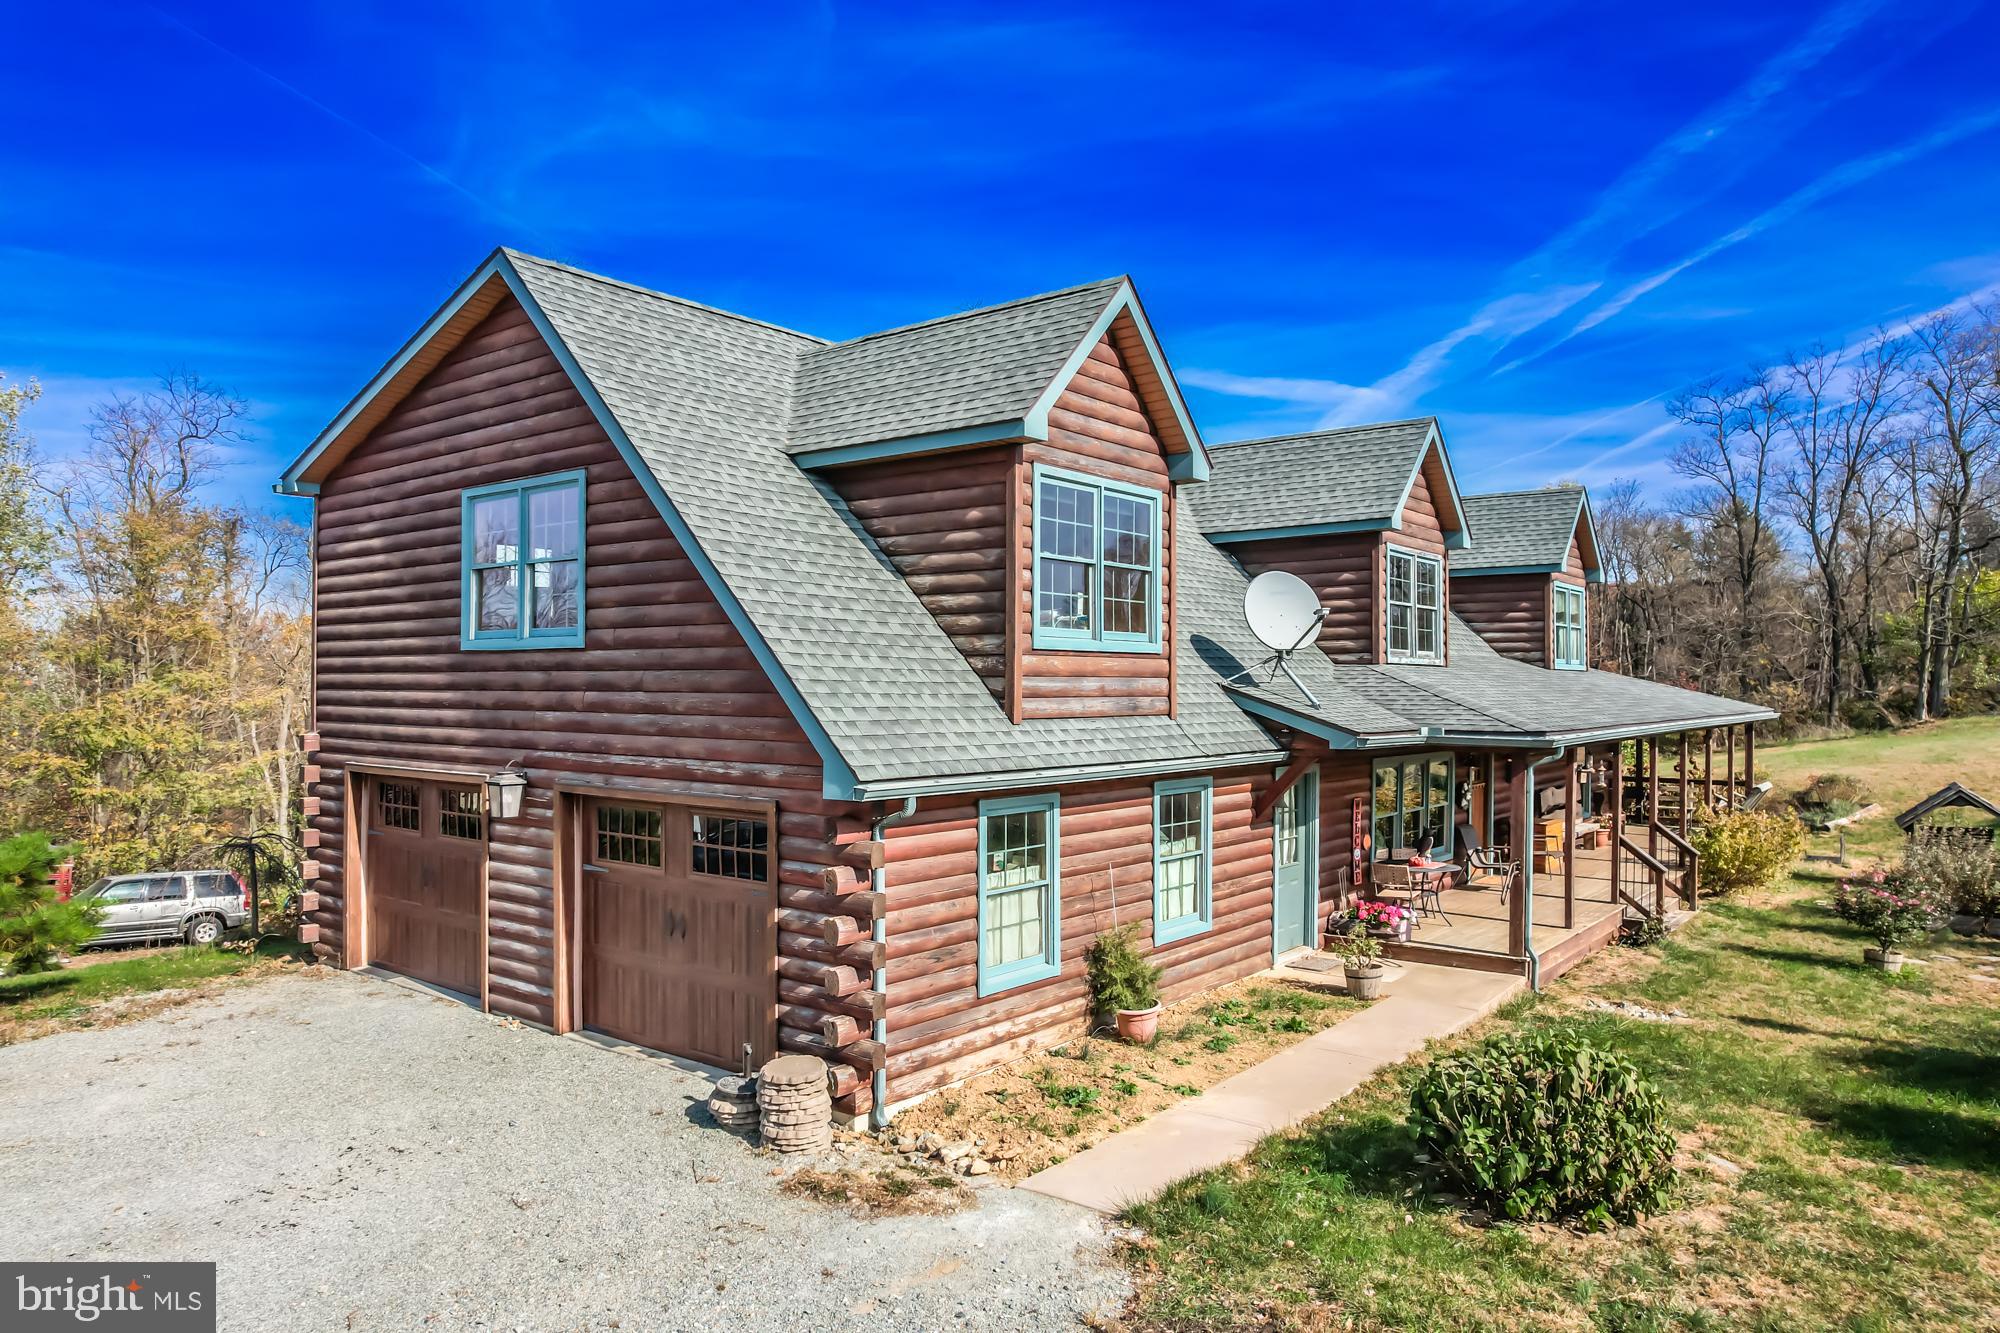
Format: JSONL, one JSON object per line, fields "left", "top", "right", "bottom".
{"left": 1351, "top": 721, "right": 1759, "bottom": 982}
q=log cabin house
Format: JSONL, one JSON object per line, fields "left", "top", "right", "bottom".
{"left": 277, "top": 250, "right": 1774, "bottom": 1125}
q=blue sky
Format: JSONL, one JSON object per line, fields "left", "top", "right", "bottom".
{"left": 5, "top": 1, "right": 1998, "bottom": 509}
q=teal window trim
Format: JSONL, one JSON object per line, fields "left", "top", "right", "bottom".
{"left": 1153, "top": 776, "right": 1214, "bottom": 945}
{"left": 1369, "top": 752, "right": 1456, "bottom": 860}
{"left": 1552, "top": 582, "right": 1587, "bottom": 670}
{"left": 975, "top": 792, "right": 1062, "bottom": 996}
{"left": 1030, "top": 462, "right": 1164, "bottom": 654}
{"left": 461, "top": 468, "right": 588, "bottom": 651}
{"left": 1384, "top": 543, "right": 1444, "bottom": 664}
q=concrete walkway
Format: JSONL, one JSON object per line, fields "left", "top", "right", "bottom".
{"left": 1021, "top": 960, "right": 1523, "bottom": 1214}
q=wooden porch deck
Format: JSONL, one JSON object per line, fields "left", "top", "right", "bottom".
{"left": 1376, "top": 841, "right": 1628, "bottom": 980}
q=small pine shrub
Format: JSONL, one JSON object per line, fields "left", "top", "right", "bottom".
{"left": 0, "top": 833, "right": 99, "bottom": 973}
{"left": 1687, "top": 807, "right": 1806, "bottom": 896}
{"left": 1408, "top": 1028, "right": 1676, "bottom": 1227}
{"left": 1085, "top": 923, "right": 1161, "bottom": 1014}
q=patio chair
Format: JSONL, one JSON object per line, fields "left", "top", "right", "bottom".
{"left": 1455, "top": 822, "right": 1519, "bottom": 904}
{"left": 1369, "top": 861, "right": 1420, "bottom": 918}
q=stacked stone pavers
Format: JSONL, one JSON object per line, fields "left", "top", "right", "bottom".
{"left": 756, "top": 1054, "right": 833, "bottom": 1153}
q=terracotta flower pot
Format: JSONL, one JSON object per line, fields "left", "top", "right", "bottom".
{"left": 1344, "top": 962, "right": 1385, "bottom": 1000}
{"left": 1863, "top": 947, "right": 1905, "bottom": 973}
{"left": 1116, "top": 1004, "right": 1162, "bottom": 1044}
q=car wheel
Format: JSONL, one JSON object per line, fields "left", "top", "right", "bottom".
{"left": 185, "top": 916, "right": 223, "bottom": 947}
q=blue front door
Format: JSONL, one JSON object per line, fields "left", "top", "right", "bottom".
{"left": 1272, "top": 771, "right": 1318, "bottom": 955}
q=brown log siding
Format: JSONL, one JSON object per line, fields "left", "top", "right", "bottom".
{"left": 1016, "top": 336, "right": 1175, "bottom": 719}
{"left": 306, "top": 297, "right": 868, "bottom": 1073}
{"left": 1451, "top": 571, "right": 1551, "bottom": 665}
{"left": 881, "top": 766, "right": 1282, "bottom": 1101}
{"left": 1233, "top": 532, "right": 1380, "bottom": 662}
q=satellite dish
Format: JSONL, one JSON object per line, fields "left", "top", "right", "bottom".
{"left": 1245, "top": 571, "right": 1323, "bottom": 652}
{"left": 1234, "top": 570, "right": 1328, "bottom": 708}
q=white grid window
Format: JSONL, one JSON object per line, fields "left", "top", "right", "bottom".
{"left": 979, "top": 798, "right": 1060, "bottom": 991}
{"left": 1032, "top": 466, "right": 1161, "bottom": 651}
{"left": 1154, "top": 780, "right": 1211, "bottom": 942}
{"left": 1386, "top": 547, "right": 1444, "bottom": 663}
{"left": 1553, "top": 583, "right": 1587, "bottom": 669}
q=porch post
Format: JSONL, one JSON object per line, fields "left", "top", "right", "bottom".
{"left": 1647, "top": 736, "right": 1661, "bottom": 860}
{"left": 1562, "top": 757, "right": 1578, "bottom": 929}
{"left": 1609, "top": 743, "right": 1625, "bottom": 904}
{"left": 1726, "top": 725, "right": 1737, "bottom": 805}
{"left": 1745, "top": 722, "right": 1757, "bottom": 791}
{"left": 1678, "top": 732, "right": 1691, "bottom": 837}
{"left": 1703, "top": 728, "right": 1714, "bottom": 812}
{"left": 1509, "top": 762, "right": 1531, "bottom": 956}
{"left": 1485, "top": 753, "right": 1498, "bottom": 848}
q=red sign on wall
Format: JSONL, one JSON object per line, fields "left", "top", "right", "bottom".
{"left": 1350, "top": 796, "right": 1368, "bottom": 889}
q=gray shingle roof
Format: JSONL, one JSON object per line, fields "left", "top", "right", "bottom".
{"left": 1455, "top": 487, "right": 1591, "bottom": 573}
{"left": 510, "top": 255, "right": 1300, "bottom": 793}
{"left": 299, "top": 250, "right": 1773, "bottom": 794}
{"left": 787, "top": 278, "right": 1125, "bottom": 456}
{"left": 1311, "top": 616, "right": 1772, "bottom": 743}
{"left": 1193, "top": 420, "right": 1438, "bottom": 537}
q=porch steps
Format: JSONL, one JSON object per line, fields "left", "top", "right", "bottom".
{"left": 1379, "top": 938, "right": 1525, "bottom": 975}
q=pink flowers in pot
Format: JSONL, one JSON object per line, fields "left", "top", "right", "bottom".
{"left": 1832, "top": 869, "right": 1947, "bottom": 952}
{"left": 1355, "top": 900, "right": 1408, "bottom": 929}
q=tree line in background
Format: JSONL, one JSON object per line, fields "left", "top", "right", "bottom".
{"left": 0, "top": 373, "right": 308, "bottom": 883}
{"left": 1592, "top": 305, "right": 2000, "bottom": 734}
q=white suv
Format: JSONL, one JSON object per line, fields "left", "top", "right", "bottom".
{"left": 79, "top": 871, "right": 252, "bottom": 947}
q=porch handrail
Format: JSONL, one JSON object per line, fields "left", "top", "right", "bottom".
{"left": 1616, "top": 834, "right": 1671, "bottom": 918}
{"left": 1654, "top": 825, "right": 1701, "bottom": 909}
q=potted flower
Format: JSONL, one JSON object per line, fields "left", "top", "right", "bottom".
{"left": 1832, "top": 870, "right": 1947, "bottom": 972}
{"left": 1332, "top": 929, "right": 1386, "bottom": 999}
{"left": 1355, "top": 898, "right": 1411, "bottom": 942}
{"left": 1086, "top": 923, "right": 1164, "bottom": 1043}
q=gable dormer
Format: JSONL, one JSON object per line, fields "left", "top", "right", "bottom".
{"left": 802, "top": 279, "right": 1206, "bottom": 720}
{"left": 1194, "top": 419, "right": 1468, "bottom": 666}
{"left": 1451, "top": 486, "right": 1601, "bottom": 669}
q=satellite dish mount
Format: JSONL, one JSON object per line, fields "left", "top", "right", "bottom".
{"left": 1231, "top": 570, "right": 1328, "bottom": 709}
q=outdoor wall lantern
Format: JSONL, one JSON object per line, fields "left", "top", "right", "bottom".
{"left": 485, "top": 765, "right": 528, "bottom": 820}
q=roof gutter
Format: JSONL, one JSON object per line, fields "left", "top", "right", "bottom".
{"left": 1427, "top": 712, "right": 1778, "bottom": 752}
{"left": 848, "top": 748, "right": 1288, "bottom": 802}
{"left": 1223, "top": 691, "right": 1423, "bottom": 751}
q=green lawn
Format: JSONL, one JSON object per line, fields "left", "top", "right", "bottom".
{"left": 1, "top": 937, "right": 308, "bottom": 1042}
{"left": 1757, "top": 715, "right": 2000, "bottom": 860}
{"left": 1123, "top": 723, "right": 2000, "bottom": 1331}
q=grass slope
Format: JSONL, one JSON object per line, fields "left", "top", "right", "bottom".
{"left": 1123, "top": 722, "right": 2000, "bottom": 1331}
{"left": 1, "top": 938, "right": 309, "bottom": 1043}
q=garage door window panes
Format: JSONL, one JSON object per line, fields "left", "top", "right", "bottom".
{"left": 379, "top": 781, "right": 421, "bottom": 831}
{"left": 691, "top": 815, "right": 770, "bottom": 882}
{"left": 439, "top": 787, "right": 484, "bottom": 840}
{"left": 596, "top": 805, "right": 663, "bottom": 867}
{"left": 977, "top": 794, "right": 1061, "bottom": 995}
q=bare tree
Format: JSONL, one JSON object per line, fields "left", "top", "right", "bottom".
{"left": 1774, "top": 336, "right": 1906, "bottom": 723}
{"left": 1669, "top": 371, "right": 1784, "bottom": 691}
{"left": 1902, "top": 309, "right": 2000, "bottom": 718}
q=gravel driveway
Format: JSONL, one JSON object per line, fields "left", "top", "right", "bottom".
{"left": 0, "top": 968, "right": 1128, "bottom": 1331}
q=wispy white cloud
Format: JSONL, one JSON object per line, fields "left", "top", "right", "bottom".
{"left": 1503, "top": 107, "right": 2000, "bottom": 375}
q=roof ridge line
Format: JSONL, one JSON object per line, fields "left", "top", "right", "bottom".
{"left": 810, "top": 275, "right": 1128, "bottom": 354}
{"left": 1209, "top": 418, "right": 1435, "bottom": 450}
{"left": 1466, "top": 484, "right": 1585, "bottom": 500}
{"left": 502, "top": 248, "right": 831, "bottom": 346}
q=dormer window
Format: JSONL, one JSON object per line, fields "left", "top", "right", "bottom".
{"left": 1386, "top": 545, "right": 1443, "bottom": 664}
{"left": 1553, "top": 583, "right": 1587, "bottom": 670}
{"left": 1031, "top": 464, "right": 1162, "bottom": 653}
{"left": 462, "top": 469, "right": 586, "bottom": 650}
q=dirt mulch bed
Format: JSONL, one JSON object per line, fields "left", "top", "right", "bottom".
{"left": 892, "top": 974, "right": 1366, "bottom": 1182}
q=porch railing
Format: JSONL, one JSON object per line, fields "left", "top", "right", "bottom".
{"left": 1653, "top": 825, "right": 1701, "bottom": 909}
{"left": 1615, "top": 835, "right": 1672, "bottom": 919}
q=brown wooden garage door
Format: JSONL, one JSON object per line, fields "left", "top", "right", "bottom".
{"left": 580, "top": 799, "right": 776, "bottom": 1071}
{"left": 365, "top": 778, "right": 485, "bottom": 998}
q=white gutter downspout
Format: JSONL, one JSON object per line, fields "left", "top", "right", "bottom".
{"left": 1519, "top": 746, "right": 1568, "bottom": 993}
{"left": 869, "top": 796, "right": 918, "bottom": 1131}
